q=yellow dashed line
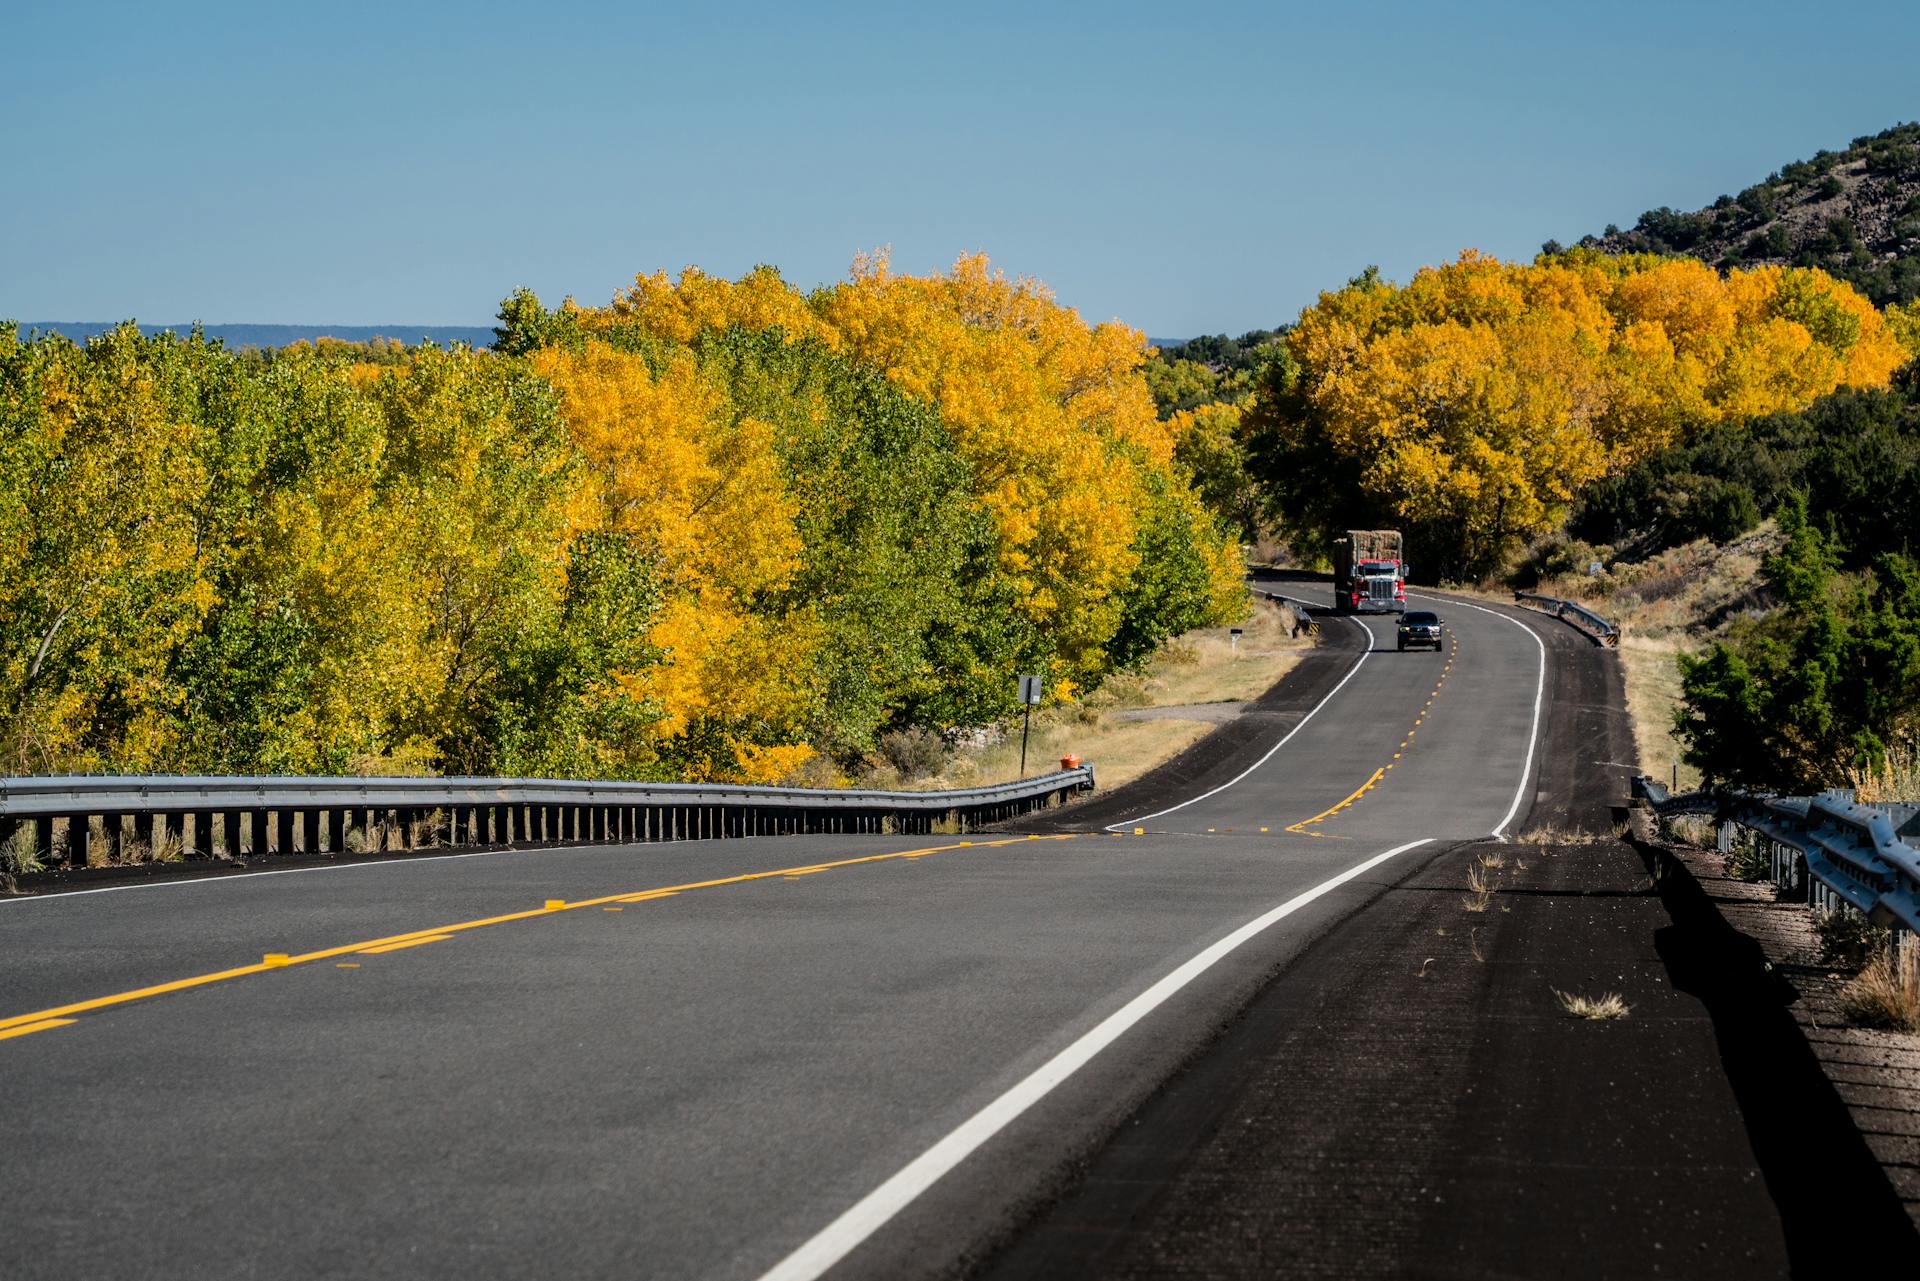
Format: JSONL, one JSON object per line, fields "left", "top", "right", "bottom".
{"left": 1284, "top": 628, "right": 1466, "bottom": 836}
{"left": 1285, "top": 767, "right": 1386, "bottom": 833}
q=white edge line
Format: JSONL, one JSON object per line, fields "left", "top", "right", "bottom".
{"left": 1105, "top": 613, "right": 1375, "bottom": 831}
{"left": 755, "top": 835, "right": 1434, "bottom": 1281}
{"left": 1409, "top": 592, "right": 1547, "bottom": 841}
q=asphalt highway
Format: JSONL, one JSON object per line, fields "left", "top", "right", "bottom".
{"left": 1, "top": 586, "right": 1583, "bottom": 1279}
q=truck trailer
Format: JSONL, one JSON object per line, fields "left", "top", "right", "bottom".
{"left": 1332, "top": 530, "right": 1407, "bottom": 614}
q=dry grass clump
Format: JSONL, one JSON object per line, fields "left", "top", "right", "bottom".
{"left": 1841, "top": 942, "right": 1920, "bottom": 1032}
{"left": 3, "top": 824, "right": 45, "bottom": 876}
{"left": 115, "top": 828, "right": 185, "bottom": 865}
{"left": 1849, "top": 745, "right": 1919, "bottom": 805}
{"left": 1658, "top": 814, "right": 1718, "bottom": 848}
{"left": 1517, "top": 819, "right": 1628, "bottom": 846}
{"left": 1460, "top": 858, "right": 1495, "bottom": 912}
{"left": 1554, "top": 989, "right": 1632, "bottom": 1019}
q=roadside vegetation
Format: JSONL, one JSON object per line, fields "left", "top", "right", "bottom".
{"left": 0, "top": 254, "right": 1244, "bottom": 784}
{"left": 1566, "top": 122, "right": 1920, "bottom": 307}
{"left": 1515, "top": 362, "right": 1920, "bottom": 793}
{"left": 863, "top": 596, "right": 1308, "bottom": 792}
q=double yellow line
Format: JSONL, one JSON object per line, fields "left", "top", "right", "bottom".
{"left": 0, "top": 834, "right": 1076, "bottom": 1044}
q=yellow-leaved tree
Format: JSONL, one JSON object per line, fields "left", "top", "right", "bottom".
{"left": 530, "top": 339, "right": 817, "bottom": 782}
{"left": 595, "top": 251, "right": 1241, "bottom": 689}
{"left": 1249, "top": 250, "right": 1908, "bottom": 576}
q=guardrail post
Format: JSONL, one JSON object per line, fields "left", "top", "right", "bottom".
{"left": 274, "top": 809, "right": 293, "bottom": 855}
{"left": 64, "top": 814, "right": 88, "bottom": 867}
{"left": 133, "top": 812, "right": 154, "bottom": 857}
{"left": 192, "top": 810, "right": 213, "bottom": 856}
{"left": 248, "top": 809, "right": 268, "bottom": 857}
{"left": 302, "top": 810, "right": 320, "bottom": 856}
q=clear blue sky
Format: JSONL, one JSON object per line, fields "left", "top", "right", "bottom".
{"left": 5, "top": 0, "right": 1917, "bottom": 338}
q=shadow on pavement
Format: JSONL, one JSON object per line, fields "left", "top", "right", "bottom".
{"left": 1636, "top": 838, "right": 1920, "bottom": 1271}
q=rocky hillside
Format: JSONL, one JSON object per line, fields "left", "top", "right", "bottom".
{"left": 1563, "top": 121, "right": 1920, "bottom": 304}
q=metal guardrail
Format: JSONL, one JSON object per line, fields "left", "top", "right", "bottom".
{"left": 1514, "top": 591, "right": 1618, "bottom": 646}
{"left": 0, "top": 768, "right": 1095, "bottom": 872}
{"left": 1634, "top": 777, "right": 1920, "bottom": 934}
{"left": 1255, "top": 590, "right": 1320, "bottom": 636}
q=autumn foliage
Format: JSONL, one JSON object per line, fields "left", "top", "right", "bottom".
{"left": 1248, "top": 250, "right": 1909, "bottom": 575}
{"left": 0, "top": 256, "right": 1242, "bottom": 781}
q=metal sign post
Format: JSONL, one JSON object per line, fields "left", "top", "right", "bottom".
{"left": 1017, "top": 674, "right": 1042, "bottom": 776}
{"left": 1229, "top": 626, "right": 1243, "bottom": 654}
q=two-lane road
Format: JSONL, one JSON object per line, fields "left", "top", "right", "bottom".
{"left": 0, "top": 587, "right": 1564, "bottom": 1279}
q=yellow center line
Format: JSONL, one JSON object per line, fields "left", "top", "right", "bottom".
{"left": 1282, "top": 630, "right": 1466, "bottom": 838}
{"left": 1285, "top": 767, "right": 1385, "bottom": 833}
{"left": 358, "top": 935, "right": 455, "bottom": 955}
{"left": 0, "top": 834, "right": 1074, "bottom": 1038}
{"left": 0, "top": 1019, "right": 75, "bottom": 1041}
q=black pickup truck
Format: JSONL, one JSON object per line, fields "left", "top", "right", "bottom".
{"left": 1396, "top": 610, "right": 1443, "bottom": 652}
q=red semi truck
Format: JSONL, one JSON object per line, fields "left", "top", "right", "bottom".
{"left": 1332, "top": 530, "right": 1407, "bottom": 614}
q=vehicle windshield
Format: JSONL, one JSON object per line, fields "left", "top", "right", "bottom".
{"left": 1401, "top": 611, "right": 1438, "bottom": 625}
{"left": 1359, "top": 561, "right": 1398, "bottom": 575}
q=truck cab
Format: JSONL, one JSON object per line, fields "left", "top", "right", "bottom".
{"left": 1333, "top": 531, "right": 1409, "bottom": 614}
{"left": 1351, "top": 559, "right": 1406, "bottom": 614}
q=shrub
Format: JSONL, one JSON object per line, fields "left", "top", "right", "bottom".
{"left": 1815, "top": 909, "right": 1889, "bottom": 972}
{"left": 875, "top": 728, "right": 949, "bottom": 782}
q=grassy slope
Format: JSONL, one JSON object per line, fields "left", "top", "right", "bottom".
{"left": 895, "top": 595, "right": 1310, "bottom": 792}
{"left": 1518, "top": 523, "right": 1785, "bottom": 792}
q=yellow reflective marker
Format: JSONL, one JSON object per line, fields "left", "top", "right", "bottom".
{"left": 544, "top": 899, "right": 566, "bottom": 910}
{"left": 263, "top": 953, "right": 290, "bottom": 968}
{"left": 0, "top": 1018, "right": 73, "bottom": 1041}
{"left": 1259, "top": 827, "right": 1269, "bottom": 833}
{"left": 336, "top": 963, "right": 361, "bottom": 969}
{"left": 1133, "top": 827, "right": 1144, "bottom": 835}
{"left": 603, "top": 906, "right": 624, "bottom": 912}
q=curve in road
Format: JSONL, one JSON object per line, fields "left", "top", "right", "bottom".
{"left": 1, "top": 586, "right": 1579, "bottom": 1281}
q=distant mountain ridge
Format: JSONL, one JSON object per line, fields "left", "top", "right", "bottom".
{"left": 1566, "top": 121, "right": 1920, "bottom": 304}
{"left": 16, "top": 321, "right": 497, "bottom": 349}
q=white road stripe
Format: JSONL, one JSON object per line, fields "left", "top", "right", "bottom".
{"left": 1105, "top": 613, "right": 1375, "bottom": 831}
{"left": 755, "top": 836, "right": 1435, "bottom": 1281}
{"left": 1409, "top": 592, "right": 1547, "bottom": 841}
